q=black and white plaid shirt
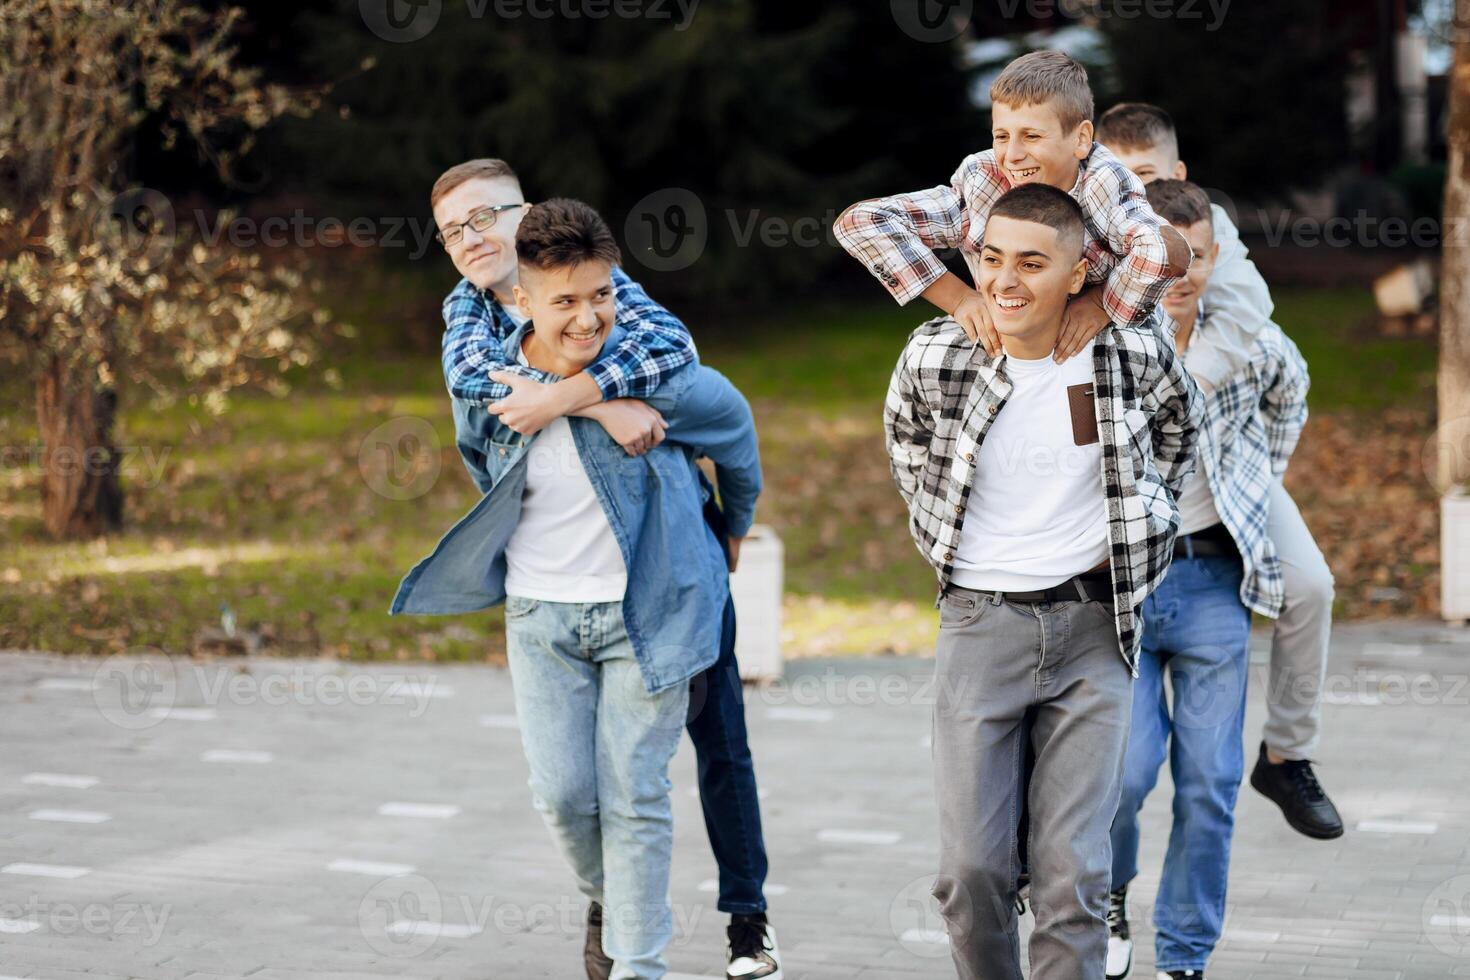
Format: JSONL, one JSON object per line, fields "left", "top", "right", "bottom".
{"left": 884, "top": 318, "right": 1203, "bottom": 672}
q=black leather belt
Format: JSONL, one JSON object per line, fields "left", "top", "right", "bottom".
{"left": 947, "top": 571, "right": 1114, "bottom": 607}
{"left": 1174, "top": 522, "right": 1238, "bottom": 560}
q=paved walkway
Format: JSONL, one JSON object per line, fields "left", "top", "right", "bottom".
{"left": 0, "top": 621, "right": 1467, "bottom": 979}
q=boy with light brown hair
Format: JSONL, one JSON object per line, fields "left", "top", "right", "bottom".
{"left": 835, "top": 49, "right": 1193, "bottom": 360}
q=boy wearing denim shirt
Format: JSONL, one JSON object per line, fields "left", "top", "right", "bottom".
{"left": 393, "top": 200, "right": 767, "bottom": 980}
{"left": 429, "top": 162, "right": 783, "bottom": 980}
{"left": 885, "top": 184, "right": 1201, "bottom": 980}
{"left": 1097, "top": 103, "right": 1343, "bottom": 844}
{"left": 835, "top": 50, "right": 1193, "bottom": 360}
{"left": 1103, "top": 180, "right": 1310, "bottom": 980}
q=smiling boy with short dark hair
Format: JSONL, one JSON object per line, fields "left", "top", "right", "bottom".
{"left": 885, "top": 183, "right": 1201, "bottom": 980}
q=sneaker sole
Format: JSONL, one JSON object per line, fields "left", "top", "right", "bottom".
{"left": 1249, "top": 769, "right": 1345, "bottom": 840}
{"left": 728, "top": 968, "right": 782, "bottom": 980}
{"left": 1105, "top": 944, "right": 1132, "bottom": 979}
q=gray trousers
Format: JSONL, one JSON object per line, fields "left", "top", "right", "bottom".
{"left": 931, "top": 588, "right": 1133, "bottom": 980}
{"left": 1264, "top": 480, "right": 1335, "bottom": 760}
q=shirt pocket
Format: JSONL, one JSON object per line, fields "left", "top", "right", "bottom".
{"left": 484, "top": 434, "right": 526, "bottom": 486}
{"left": 604, "top": 442, "right": 650, "bottom": 501}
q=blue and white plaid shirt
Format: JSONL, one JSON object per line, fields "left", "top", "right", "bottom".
{"left": 1180, "top": 306, "right": 1310, "bottom": 618}
{"left": 440, "top": 266, "right": 698, "bottom": 403}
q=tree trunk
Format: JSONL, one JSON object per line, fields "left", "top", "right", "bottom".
{"left": 1440, "top": 31, "right": 1470, "bottom": 489}
{"left": 36, "top": 355, "right": 124, "bottom": 538}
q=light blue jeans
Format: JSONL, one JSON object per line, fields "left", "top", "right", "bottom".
{"left": 504, "top": 596, "right": 689, "bottom": 980}
{"left": 1109, "top": 554, "right": 1252, "bottom": 973}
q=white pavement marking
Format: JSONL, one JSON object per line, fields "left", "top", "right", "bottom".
{"left": 817, "top": 829, "right": 902, "bottom": 846}
{"left": 1362, "top": 642, "right": 1424, "bottom": 658}
{"left": 0, "top": 919, "right": 40, "bottom": 934}
{"left": 766, "top": 707, "right": 834, "bottom": 722}
{"left": 1430, "top": 914, "right": 1470, "bottom": 928}
{"left": 378, "top": 802, "right": 461, "bottom": 819}
{"left": 479, "top": 713, "right": 519, "bottom": 729}
{"left": 22, "top": 772, "right": 99, "bottom": 788}
{"left": 698, "top": 879, "right": 788, "bottom": 897}
{"left": 2, "top": 862, "right": 91, "bottom": 878}
{"left": 899, "top": 927, "right": 949, "bottom": 945}
{"left": 28, "top": 809, "right": 111, "bottom": 824}
{"left": 35, "top": 677, "right": 94, "bottom": 690}
{"left": 148, "top": 707, "right": 216, "bottom": 721}
{"left": 201, "top": 749, "right": 274, "bottom": 763}
{"left": 386, "top": 920, "right": 483, "bottom": 940}
{"left": 1225, "top": 928, "right": 1282, "bottom": 943}
{"left": 327, "top": 858, "right": 416, "bottom": 877}
{"left": 1356, "top": 818, "right": 1439, "bottom": 834}
{"left": 399, "top": 681, "right": 454, "bottom": 699}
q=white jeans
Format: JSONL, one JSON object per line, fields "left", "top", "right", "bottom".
{"left": 1263, "top": 480, "right": 1335, "bottom": 760}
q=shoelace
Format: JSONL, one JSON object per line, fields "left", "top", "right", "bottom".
{"left": 727, "top": 920, "right": 770, "bottom": 960}
{"left": 1106, "top": 889, "right": 1129, "bottom": 939}
{"left": 1284, "top": 759, "right": 1327, "bottom": 804}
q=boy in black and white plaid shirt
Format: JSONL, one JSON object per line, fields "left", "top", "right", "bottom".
{"left": 884, "top": 183, "right": 1200, "bottom": 980}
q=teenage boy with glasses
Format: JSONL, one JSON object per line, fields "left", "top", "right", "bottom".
{"left": 422, "top": 163, "right": 781, "bottom": 980}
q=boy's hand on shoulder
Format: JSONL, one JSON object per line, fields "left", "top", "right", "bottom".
{"left": 727, "top": 535, "right": 743, "bottom": 573}
{"left": 953, "top": 291, "right": 1002, "bottom": 357}
{"left": 1054, "top": 288, "right": 1110, "bottom": 363}
{"left": 582, "top": 398, "right": 668, "bottom": 456}
{"left": 487, "top": 372, "right": 574, "bottom": 436}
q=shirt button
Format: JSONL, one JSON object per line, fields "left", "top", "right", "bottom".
{"left": 954, "top": 504, "right": 962, "bottom": 513}
{"left": 965, "top": 452, "right": 975, "bottom": 462}
{"left": 943, "top": 552, "right": 953, "bottom": 561}
{"left": 498, "top": 448, "right": 507, "bottom": 456}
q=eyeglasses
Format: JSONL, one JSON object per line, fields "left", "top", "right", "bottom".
{"left": 436, "top": 203, "right": 525, "bottom": 247}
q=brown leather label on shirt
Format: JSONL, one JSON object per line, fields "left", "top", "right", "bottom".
{"left": 1067, "top": 383, "right": 1099, "bottom": 446}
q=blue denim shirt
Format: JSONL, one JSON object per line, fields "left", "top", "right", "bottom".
{"left": 390, "top": 323, "right": 763, "bottom": 695}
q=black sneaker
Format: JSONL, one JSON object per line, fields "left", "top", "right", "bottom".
{"left": 726, "top": 912, "right": 782, "bottom": 980}
{"left": 1249, "top": 741, "right": 1344, "bottom": 840}
{"left": 1106, "top": 885, "right": 1132, "bottom": 979}
{"left": 1156, "top": 972, "right": 1205, "bottom": 979}
{"left": 584, "top": 902, "right": 612, "bottom": 980}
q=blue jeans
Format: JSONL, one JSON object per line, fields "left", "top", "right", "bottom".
{"left": 504, "top": 597, "right": 689, "bottom": 980}
{"left": 1109, "top": 554, "right": 1252, "bottom": 973}
{"left": 686, "top": 592, "right": 769, "bottom": 915}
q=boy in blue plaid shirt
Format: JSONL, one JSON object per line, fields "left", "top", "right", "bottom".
{"left": 1103, "top": 180, "right": 1310, "bottom": 980}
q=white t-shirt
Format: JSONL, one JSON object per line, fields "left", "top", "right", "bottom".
{"left": 951, "top": 351, "right": 1110, "bottom": 591}
{"left": 503, "top": 333, "right": 628, "bottom": 603}
{"left": 1175, "top": 309, "right": 1223, "bottom": 536}
{"left": 1175, "top": 459, "right": 1222, "bottom": 535}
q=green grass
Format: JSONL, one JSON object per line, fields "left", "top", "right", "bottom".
{"left": 0, "top": 279, "right": 1432, "bottom": 659}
